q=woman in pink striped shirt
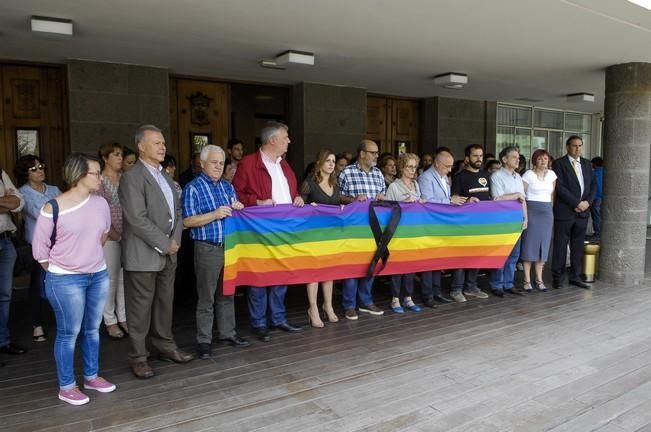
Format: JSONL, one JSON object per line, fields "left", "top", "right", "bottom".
{"left": 32, "top": 153, "right": 116, "bottom": 406}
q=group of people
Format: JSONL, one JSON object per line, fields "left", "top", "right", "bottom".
{"left": 0, "top": 120, "right": 599, "bottom": 406}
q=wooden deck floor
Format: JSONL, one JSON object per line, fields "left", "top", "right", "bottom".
{"left": 2, "top": 272, "right": 651, "bottom": 431}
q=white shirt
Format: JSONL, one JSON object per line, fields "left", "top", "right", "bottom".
{"left": 260, "top": 150, "right": 292, "bottom": 204}
{"left": 522, "top": 169, "right": 557, "bottom": 202}
{"left": 0, "top": 170, "right": 25, "bottom": 233}
{"left": 140, "top": 160, "right": 175, "bottom": 226}
{"left": 568, "top": 155, "right": 584, "bottom": 195}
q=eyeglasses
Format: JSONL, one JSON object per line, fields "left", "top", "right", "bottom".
{"left": 363, "top": 150, "right": 379, "bottom": 156}
{"left": 405, "top": 165, "right": 418, "bottom": 170}
{"left": 28, "top": 163, "right": 46, "bottom": 172}
{"left": 86, "top": 171, "right": 102, "bottom": 178}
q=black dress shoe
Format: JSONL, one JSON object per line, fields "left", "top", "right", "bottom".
{"left": 0, "top": 343, "right": 26, "bottom": 355}
{"left": 552, "top": 279, "right": 561, "bottom": 289}
{"left": 272, "top": 322, "right": 303, "bottom": 333}
{"left": 569, "top": 279, "right": 591, "bottom": 289}
{"left": 219, "top": 334, "right": 250, "bottom": 347}
{"left": 433, "top": 295, "right": 453, "bottom": 304}
{"left": 491, "top": 289, "right": 504, "bottom": 298}
{"left": 504, "top": 289, "right": 524, "bottom": 296}
{"left": 254, "top": 327, "right": 271, "bottom": 342}
{"left": 197, "top": 343, "right": 212, "bottom": 360}
{"left": 423, "top": 298, "right": 436, "bottom": 308}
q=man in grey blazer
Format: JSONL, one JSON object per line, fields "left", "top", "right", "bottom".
{"left": 120, "top": 125, "right": 194, "bottom": 379}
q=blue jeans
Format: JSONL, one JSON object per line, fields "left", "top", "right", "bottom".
{"left": 490, "top": 238, "right": 521, "bottom": 290}
{"left": 247, "top": 285, "right": 287, "bottom": 328}
{"left": 0, "top": 238, "right": 17, "bottom": 347}
{"left": 420, "top": 271, "right": 441, "bottom": 300}
{"left": 45, "top": 270, "right": 109, "bottom": 389}
{"left": 391, "top": 274, "right": 414, "bottom": 298}
{"left": 342, "top": 277, "right": 374, "bottom": 310}
{"left": 451, "top": 269, "right": 479, "bottom": 294}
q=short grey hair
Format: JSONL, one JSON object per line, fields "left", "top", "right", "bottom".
{"left": 260, "top": 121, "right": 288, "bottom": 145}
{"left": 200, "top": 144, "right": 225, "bottom": 161}
{"left": 134, "top": 124, "right": 162, "bottom": 146}
{"left": 498, "top": 146, "right": 519, "bottom": 163}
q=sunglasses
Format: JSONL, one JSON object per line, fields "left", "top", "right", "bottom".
{"left": 28, "top": 163, "right": 46, "bottom": 172}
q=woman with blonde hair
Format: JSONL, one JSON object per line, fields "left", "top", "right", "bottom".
{"left": 386, "top": 153, "right": 423, "bottom": 313}
{"left": 33, "top": 153, "right": 115, "bottom": 405}
{"left": 300, "top": 149, "right": 342, "bottom": 327}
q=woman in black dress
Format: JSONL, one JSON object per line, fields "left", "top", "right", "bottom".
{"left": 300, "top": 149, "right": 341, "bottom": 327}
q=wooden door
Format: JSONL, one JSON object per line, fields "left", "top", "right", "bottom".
{"left": 170, "top": 78, "right": 230, "bottom": 173}
{"left": 389, "top": 99, "right": 419, "bottom": 155}
{"left": 0, "top": 64, "right": 67, "bottom": 188}
{"left": 366, "top": 96, "right": 388, "bottom": 152}
{"left": 367, "top": 96, "right": 420, "bottom": 156}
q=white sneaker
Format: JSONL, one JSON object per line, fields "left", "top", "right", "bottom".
{"left": 450, "top": 292, "right": 467, "bottom": 303}
{"left": 463, "top": 288, "right": 489, "bottom": 299}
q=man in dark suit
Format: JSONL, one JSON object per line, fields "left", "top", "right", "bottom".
{"left": 120, "top": 124, "right": 194, "bottom": 379}
{"left": 551, "top": 135, "right": 597, "bottom": 289}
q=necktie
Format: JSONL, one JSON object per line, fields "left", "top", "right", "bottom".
{"left": 572, "top": 159, "right": 584, "bottom": 195}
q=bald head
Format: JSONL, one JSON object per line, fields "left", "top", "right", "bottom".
{"left": 434, "top": 151, "right": 454, "bottom": 177}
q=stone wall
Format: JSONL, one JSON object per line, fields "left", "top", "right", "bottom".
{"left": 421, "top": 96, "right": 497, "bottom": 158}
{"left": 67, "top": 60, "right": 170, "bottom": 154}
{"left": 289, "top": 82, "right": 366, "bottom": 175}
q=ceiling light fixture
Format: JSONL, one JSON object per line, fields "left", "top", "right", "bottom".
{"left": 259, "top": 50, "right": 315, "bottom": 70}
{"left": 31, "top": 16, "right": 74, "bottom": 36}
{"left": 433, "top": 73, "right": 468, "bottom": 89}
{"left": 275, "top": 50, "right": 315, "bottom": 66}
{"left": 567, "top": 93, "right": 595, "bottom": 103}
{"left": 627, "top": 0, "right": 651, "bottom": 11}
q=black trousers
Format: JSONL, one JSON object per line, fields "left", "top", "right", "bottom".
{"left": 551, "top": 217, "right": 588, "bottom": 282}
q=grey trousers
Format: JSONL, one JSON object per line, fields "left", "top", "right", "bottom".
{"left": 194, "top": 241, "right": 235, "bottom": 343}
{"left": 125, "top": 257, "right": 178, "bottom": 363}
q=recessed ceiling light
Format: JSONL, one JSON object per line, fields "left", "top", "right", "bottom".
{"left": 627, "top": 0, "right": 651, "bottom": 11}
{"left": 433, "top": 73, "right": 468, "bottom": 89}
{"left": 31, "top": 16, "right": 73, "bottom": 36}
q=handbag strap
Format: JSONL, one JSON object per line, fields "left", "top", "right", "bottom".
{"left": 46, "top": 199, "right": 59, "bottom": 247}
{"left": 366, "top": 200, "right": 402, "bottom": 279}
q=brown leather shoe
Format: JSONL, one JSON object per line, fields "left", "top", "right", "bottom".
{"left": 159, "top": 349, "right": 194, "bottom": 363}
{"left": 131, "top": 361, "right": 155, "bottom": 379}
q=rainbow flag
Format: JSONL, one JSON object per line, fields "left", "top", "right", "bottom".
{"left": 223, "top": 200, "right": 523, "bottom": 294}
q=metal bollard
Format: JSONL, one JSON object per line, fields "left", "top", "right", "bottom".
{"left": 583, "top": 241, "right": 600, "bottom": 282}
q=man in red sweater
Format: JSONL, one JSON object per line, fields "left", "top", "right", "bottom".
{"left": 232, "top": 121, "right": 304, "bottom": 342}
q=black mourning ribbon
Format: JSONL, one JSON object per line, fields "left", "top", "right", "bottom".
{"left": 366, "top": 200, "right": 402, "bottom": 280}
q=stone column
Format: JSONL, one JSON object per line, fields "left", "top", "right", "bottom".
{"left": 600, "top": 62, "right": 651, "bottom": 285}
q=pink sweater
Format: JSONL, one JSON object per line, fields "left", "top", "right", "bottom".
{"left": 32, "top": 195, "right": 111, "bottom": 273}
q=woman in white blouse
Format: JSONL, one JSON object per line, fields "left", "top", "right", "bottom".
{"left": 520, "top": 149, "right": 556, "bottom": 292}
{"left": 385, "top": 153, "right": 424, "bottom": 313}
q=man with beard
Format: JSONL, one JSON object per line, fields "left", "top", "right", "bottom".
{"left": 338, "top": 139, "right": 386, "bottom": 319}
{"left": 449, "top": 144, "right": 491, "bottom": 302}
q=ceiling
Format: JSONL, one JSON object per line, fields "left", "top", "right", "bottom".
{"left": 1, "top": 0, "right": 651, "bottom": 113}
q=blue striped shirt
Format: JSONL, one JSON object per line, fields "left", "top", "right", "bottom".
{"left": 182, "top": 172, "right": 237, "bottom": 244}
